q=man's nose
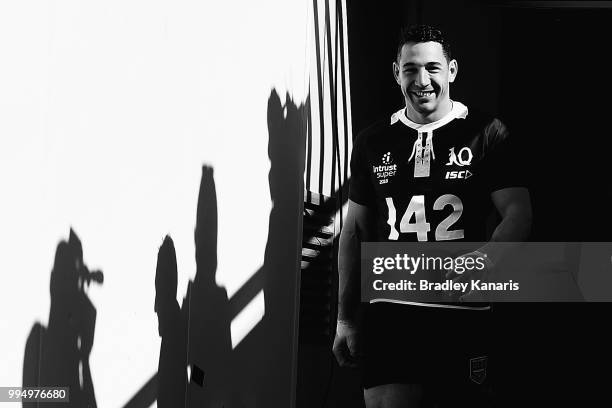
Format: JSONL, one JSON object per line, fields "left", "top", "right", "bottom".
{"left": 415, "top": 69, "right": 431, "bottom": 87}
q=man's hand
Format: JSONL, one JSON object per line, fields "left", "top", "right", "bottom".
{"left": 445, "top": 251, "right": 494, "bottom": 302}
{"left": 332, "top": 319, "right": 362, "bottom": 368}
{"left": 335, "top": 200, "right": 371, "bottom": 368}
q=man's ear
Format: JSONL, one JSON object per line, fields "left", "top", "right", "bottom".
{"left": 393, "top": 61, "right": 401, "bottom": 85}
{"left": 449, "top": 59, "right": 458, "bottom": 83}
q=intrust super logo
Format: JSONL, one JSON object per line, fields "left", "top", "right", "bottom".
{"left": 373, "top": 151, "right": 397, "bottom": 184}
{"left": 382, "top": 151, "right": 392, "bottom": 164}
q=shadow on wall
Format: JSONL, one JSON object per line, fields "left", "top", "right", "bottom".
{"left": 130, "top": 89, "right": 307, "bottom": 407}
{"left": 156, "top": 90, "right": 307, "bottom": 407}
{"left": 20, "top": 90, "right": 308, "bottom": 408}
{"left": 228, "top": 89, "right": 307, "bottom": 407}
{"left": 259, "top": 89, "right": 308, "bottom": 404}
{"left": 155, "top": 236, "right": 187, "bottom": 407}
{"left": 23, "top": 229, "right": 103, "bottom": 408}
{"left": 148, "top": 166, "right": 232, "bottom": 408}
{"left": 184, "top": 165, "right": 235, "bottom": 407}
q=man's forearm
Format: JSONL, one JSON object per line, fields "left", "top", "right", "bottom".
{"left": 337, "top": 228, "right": 362, "bottom": 322}
{"left": 337, "top": 200, "right": 374, "bottom": 321}
{"left": 481, "top": 187, "right": 532, "bottom": 264}
{"left": 481, "top": 211, "right": 532, "bottom": 264}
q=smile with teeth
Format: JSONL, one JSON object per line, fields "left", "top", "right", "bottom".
{"left": 413, "top": 90, "right": 435, "bottom": 97}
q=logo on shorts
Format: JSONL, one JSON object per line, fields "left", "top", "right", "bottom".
{"left": 446, "top": 147, "right": 473, "bottom": 167}
{"left": 469, "top": 356, "right": 487, "bottom": 385}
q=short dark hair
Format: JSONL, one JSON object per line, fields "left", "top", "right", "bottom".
{"left": 396, "top": 25, "right": 452, "bottom": 62}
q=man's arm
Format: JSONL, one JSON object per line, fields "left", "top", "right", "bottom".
{"left": 480, "top": 186, "right": 532, "bottom": 263}
{"left": 337, "top": 199, "right": 375, "bottom": 321}
{"left": 333, "top": 199, "right": 374, "bottom": 367}
{"left": 448, "top": 187, "right": 532, "bottom": 300}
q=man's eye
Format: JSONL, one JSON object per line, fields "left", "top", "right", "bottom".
{"left": 403, "top": 69, "right": 416, "bottom": 74}
{"left": 427, "top": 68, "right": 440, "bottom": 73}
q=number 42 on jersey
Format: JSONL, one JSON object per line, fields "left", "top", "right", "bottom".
{"left": 385, "top": 194, "right": 464, "bottom": 241}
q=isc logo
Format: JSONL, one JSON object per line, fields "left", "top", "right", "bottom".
{"left": 445, "top": 170, "right": 473, "bottom": 180}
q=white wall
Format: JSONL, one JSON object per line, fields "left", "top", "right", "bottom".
{"left": 0, "top": 1, "right": 309, "bottom": 406}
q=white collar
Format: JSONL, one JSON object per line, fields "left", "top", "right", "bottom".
{"left": 391, "top": 101, "right": 468, "bottom": 132}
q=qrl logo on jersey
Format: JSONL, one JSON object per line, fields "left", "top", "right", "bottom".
{"left": 446, "top": 147, "right": 473, "bottom": 167}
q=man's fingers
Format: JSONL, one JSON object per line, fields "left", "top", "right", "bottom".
{"left": 347, "top": 335, "right": 363, "bottom": 359}
{"left": 459, "top": 291, "right": 472, "bottom": 302}
{"left": 445, "top": 267, "right": 468, "bottom": 281}
{"left": 332, "top": 346, "right": 347, "bottom": 367}
{"left": 452, "top": 271, "right": 470, "bottom": 285}
{"left": 333, "top": 334, "right": 360, "bottom": 368}
{"left": 460, "top": 289, "right": 488, "bottom": 302}
{"left": 333, "top": 339, "right": 356, "bottom": 368}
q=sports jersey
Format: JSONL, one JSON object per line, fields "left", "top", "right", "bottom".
{"left": 350, "top": 102, "right": 522, "bottom": 310}
{"left": 350, "top": 101, "right": 521, "bottom": 243}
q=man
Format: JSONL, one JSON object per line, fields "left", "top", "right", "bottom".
{"left": 333, "top": 25, "right": 532, "bottom": 407}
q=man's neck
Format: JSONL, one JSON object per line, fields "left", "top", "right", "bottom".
{"left": 405, "top": 98, "right": 453, "bottom": 124}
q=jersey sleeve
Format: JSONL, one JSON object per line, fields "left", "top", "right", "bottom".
{"left": 482, "top": 118, "right": 527, "bottom": 193}
{"left": 349, "top": 132, "right": 376, "bottom": 207}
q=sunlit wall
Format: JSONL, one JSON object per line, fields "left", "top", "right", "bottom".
{"left": 0, "top": 1, "right": 310, "bottom": 406}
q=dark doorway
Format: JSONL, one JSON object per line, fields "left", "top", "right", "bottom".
{"left": 498, "top": 6, "right": 612, "bottom": 241}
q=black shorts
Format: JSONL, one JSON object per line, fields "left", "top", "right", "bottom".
{"left": 363, "top": 302, "right": 493, "bottom": 391}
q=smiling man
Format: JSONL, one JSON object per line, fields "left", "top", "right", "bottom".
{"left": 395, "top": 31, "right": 456, "bottom": 124}
{"left": 333, "top": 25, "right": 532, "bottom": 407}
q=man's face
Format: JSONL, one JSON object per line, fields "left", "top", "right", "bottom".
{"left": 393, "top": 41, "right": 457, "bottom": 120}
